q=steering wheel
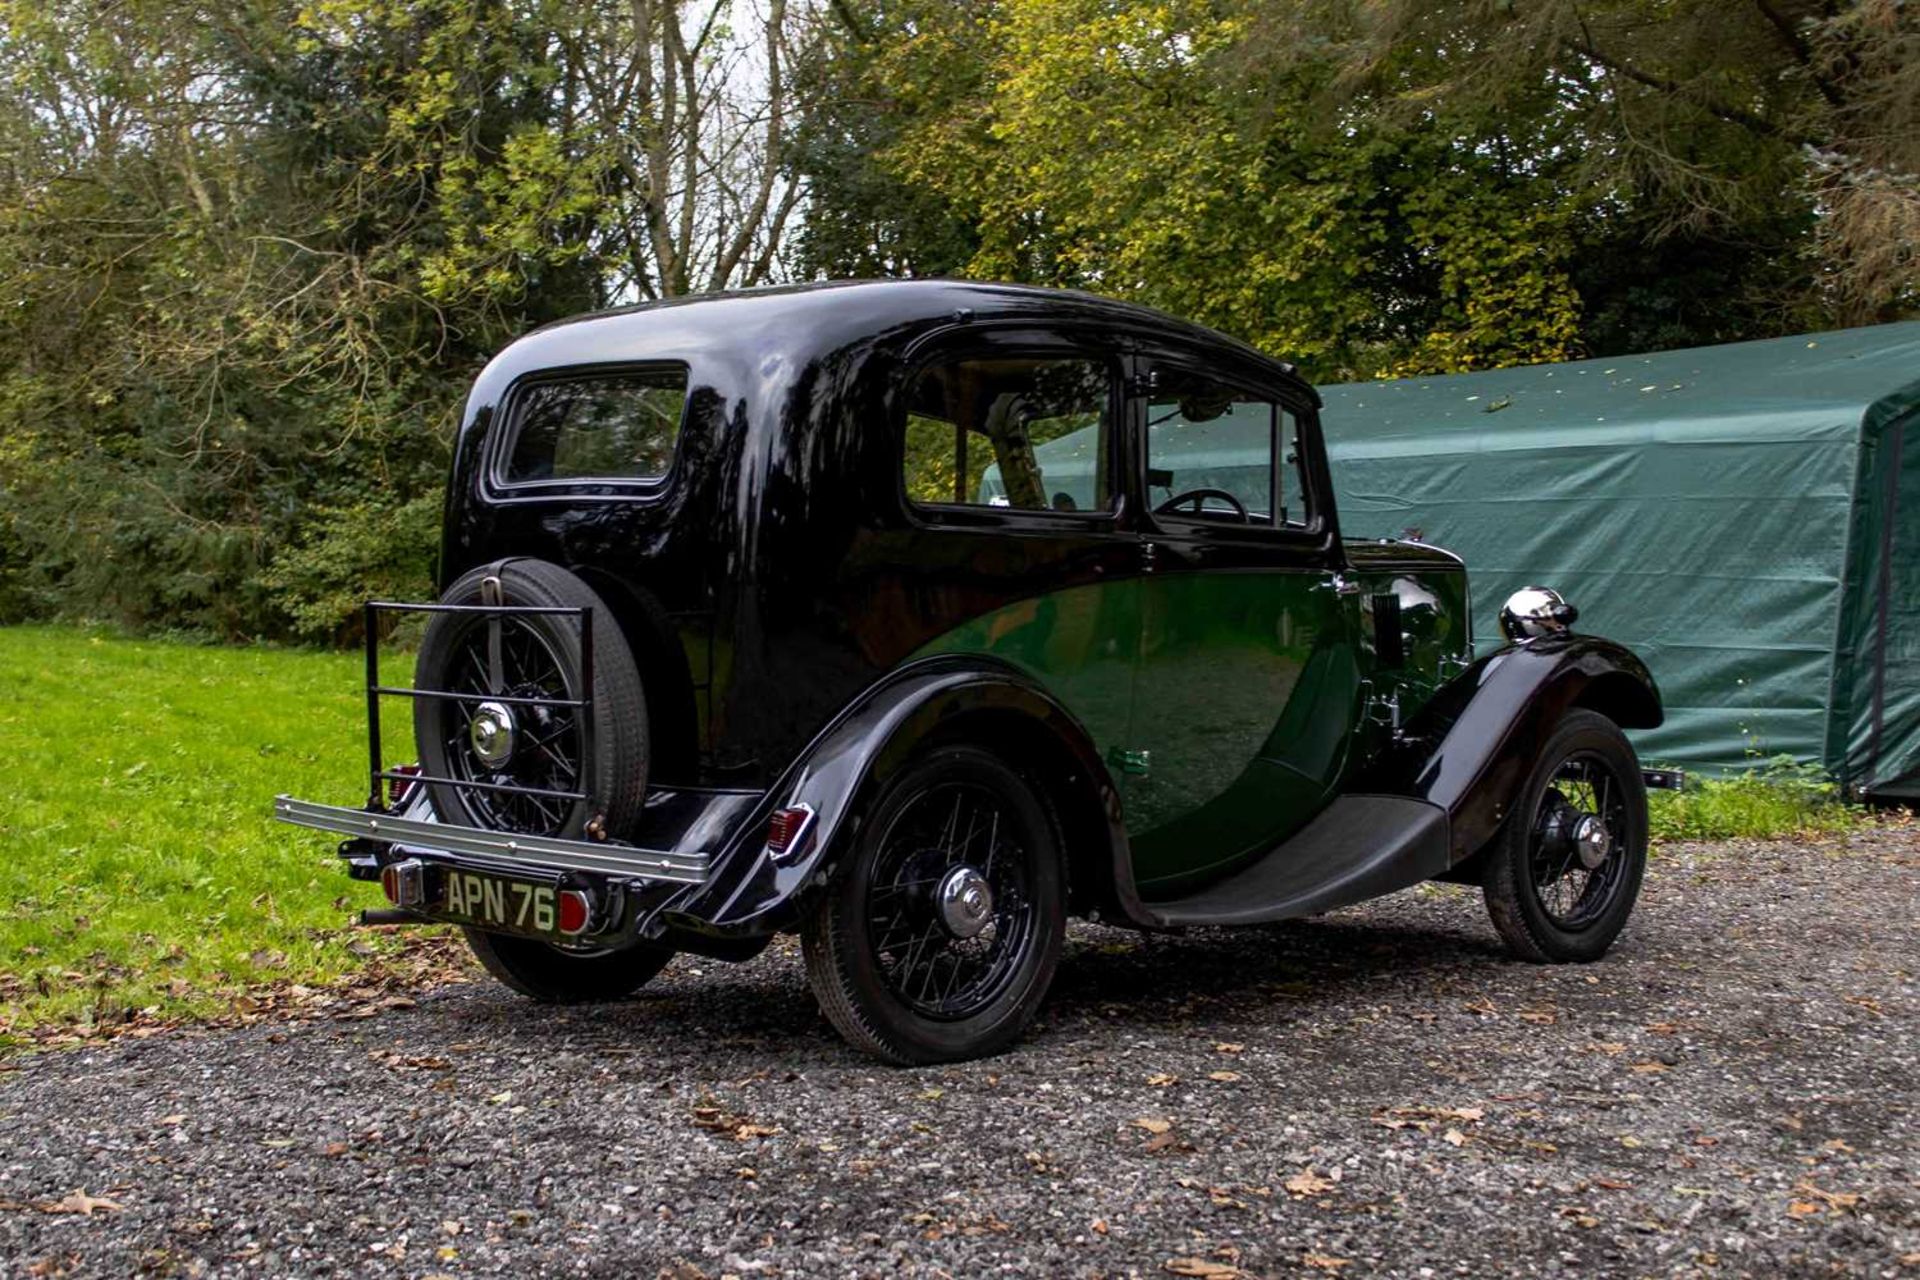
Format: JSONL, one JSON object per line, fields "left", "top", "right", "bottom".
{"left": 1154, "top": 487, "right": 1250, "bottom": 523}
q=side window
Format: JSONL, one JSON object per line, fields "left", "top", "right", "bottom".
{"left": 503, "top": 366, "right": 688, "bottom": 484}
{"left": 901, "top": 355, "right": 1113, "bottom": 513}
{"left": 1144, "top": 366, "right": 1311, "bottom": 529}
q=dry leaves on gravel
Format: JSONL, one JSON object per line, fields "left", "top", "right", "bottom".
{"left": 1163, "top": 1258, "right": 1245, "bottom": 1279}
{"left": 1373, "top": 1104, "right": 1486, "bottom": 1133}
{"left": 0, "top": 1190, "right": 123, "bottom": 1216}
{"left": 1284, "top": 1168, "right": 1337, "bottom": 1198}
{"left": 691, "top": 1102, "right": 779, "bottom": 1141}
{"left": 1787, "top": 1183, "right": 1863, "bottom": 1218}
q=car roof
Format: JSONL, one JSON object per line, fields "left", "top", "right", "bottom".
{"left": 505, "top": 279, "right": 1300, "bottom": 386}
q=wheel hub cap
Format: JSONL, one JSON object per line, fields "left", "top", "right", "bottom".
{"left": 934, "top": 866, "right": 994, "bottom": 939}
{"left": 1573, "top": 813, "right": 1612, "bottom": 869}
{"left": 469, "top": 701, "right": 517, "bottom": 768}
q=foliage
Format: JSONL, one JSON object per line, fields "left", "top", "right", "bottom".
{"left": 1647, "top": 756, "right": 1870, "bottom": 844}
{"left": 0, "top": 625, "right": 413, "bottom": 1038}
{"left": 804, "top": 0, "right": 1916, "bottom": 381}
{"left": 0, "top": 0, "right": 1914, "bottom": 640}
{"left": 0, "top": 0, "right": 821, "bottom": 642}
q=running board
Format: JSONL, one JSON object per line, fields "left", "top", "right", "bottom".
{"left": 272, "top": 795, "right": 711, "bottom": 885}
{"left": 1140, "top": 795, "right": 1450, "bottom": 927}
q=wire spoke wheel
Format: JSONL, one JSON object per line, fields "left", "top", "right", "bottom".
{"left": 437, "top": 615, "right": 582, "bottom": 836}
{"left": 865, "top": 782, "right": 1037, "bottom": 1021}
{"left": 1526, "top": 753, "right": 1630, "bottom": 930}
{"left": 1483, "top": 709, "right": 1648, "bottom": 964}
{"left": 803, "top": 745, "right": 1066, "bottom": 1064}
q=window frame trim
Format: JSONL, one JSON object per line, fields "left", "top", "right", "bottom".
{"left": 1133, "top": 354, "right": 1327, "bottom": 544}
{"left": 894, "top": 337, "right": 1128, "bottom": 530}
{"left": 484, "top": 359, "right": 693, "bottom": 499}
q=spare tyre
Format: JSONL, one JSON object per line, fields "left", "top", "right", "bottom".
{"left": 413, "top": 559, "right": 648, "bottom": 839}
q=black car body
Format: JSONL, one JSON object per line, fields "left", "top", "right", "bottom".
{"left": 277, "top": 281, "right": 1668, "bottom": 1063}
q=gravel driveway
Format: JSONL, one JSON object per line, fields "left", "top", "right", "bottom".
{"left": 3, "top": 828, "right": 1915, "bottom": 1278}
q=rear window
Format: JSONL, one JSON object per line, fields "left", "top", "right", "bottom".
{"left": 503, "top": 366, "right": 688, "bottom": 484}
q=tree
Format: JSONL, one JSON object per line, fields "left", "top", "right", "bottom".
{"left": 0, "top": 0, "right": 826, "bottom": 640}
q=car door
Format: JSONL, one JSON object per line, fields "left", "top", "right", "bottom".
{"left": 1121, "top": 349, "right": 1362, "bottom": 894}
{"left": 883, "top": 328, "right": 1143, "bottom": 764}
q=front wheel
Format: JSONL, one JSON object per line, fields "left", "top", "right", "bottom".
{"left": 802, "top": 746, "right": 1066, "bottom": 1065}
{"left": 465, "top": 929, "right": 673, "bottom": 1002}
{"left": 1483, "top": 709, "right": 1648, "bottom": 963}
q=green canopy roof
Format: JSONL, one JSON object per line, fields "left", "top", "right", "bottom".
{"left": 1323, "top": 322, "right": 1920, "bottom": 795}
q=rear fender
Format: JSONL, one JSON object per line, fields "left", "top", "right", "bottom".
{"left": 655, "top": 655, "right": 1129, "bottom": 939}
{"left": 1360, "top": 634, "right": 1663, "bottom": 863}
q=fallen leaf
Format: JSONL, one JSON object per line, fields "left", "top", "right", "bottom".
{"left": 1213, "top": 1042, "right": 1245, "bottom": 1054}
{"left": 1284, "top": 1168, "right": 1336, "bottom": 1198}
{"left": 1134, "top": 1117, "right": 1173, "bottom": 1135}
{"left": 42, "top": 1191, "right": 121, "bottom": 1216}
{"left": 1163, "top": 1258, "right": 1242, "bottom": 1279}
{"left": 1207, "top": 1071, "right": 1243, "bottom": 1083}
{"left": 1787, "top": 1200, "right": 1823, "bottom": 1218}
{"left": 1629, "top": 1061, "right": 1671, "bottom": 1074}
{"left": 1091, "top": 1218, "right": 1108, "bottom": 1235}
{"left": 1791, "top": 1182, "right": 1862, "bottom": 1213}
{"left": 1373, "top": 1104, "right": 1486, "bottom": 1132}
{"left": 1304, "top": 1255, "right": 1351, "bottom": 1272}
{"left": 1147, "top": 1073, "right": 1179, "bottom": 1088}
{"left": 1442, "top": 1128, "right": 1468, "bottom": 1147}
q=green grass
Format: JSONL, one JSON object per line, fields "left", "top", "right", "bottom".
{"left": 0, "top": 625, "right": 411, "bottom": 1041}
{"left": 0, "top": 624, "right": 1880, "bottom": 1042}
{"left": 1648, "top": 756, "right": 1870, "bottom": 844}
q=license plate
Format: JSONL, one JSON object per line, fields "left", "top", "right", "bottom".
{"left": 437, "top": 868, "right": 579, "bottom": 938}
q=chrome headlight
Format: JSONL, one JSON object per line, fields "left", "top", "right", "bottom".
{"left": 1499, "top": 586, "right": 1578, "bottom": 642}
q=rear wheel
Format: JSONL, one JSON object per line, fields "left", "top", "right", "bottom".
{"left": 413, "top": 559, "right": 648, "bottom": 840}
{"left": 414, "top": 560, "right": 668, "bottom": 1000}
{"left": 802, "top": 746, "right": 1065, "bottom": 1065}
{"left": 1483, "top": 709, "right": 1647, "bottom": 962}
{"left": 465, "top": 929, "right": 672, "bottom": 1002}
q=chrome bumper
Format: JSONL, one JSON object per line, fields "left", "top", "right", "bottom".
{"left": 273, "top": 795, "right": 711, "bottom": 885}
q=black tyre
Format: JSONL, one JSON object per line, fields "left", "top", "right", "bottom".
{"left": 801, "top": 746, "right": 1066, "bottom": 1065}
{"left": 465, "top": 928, "right": 672, "bottom": 1002}
{"left": 413, "top": 559, "right": 648, "bottom": 840}
{"left": 1483, "top": 709, "right": 1648, "bottom": 962}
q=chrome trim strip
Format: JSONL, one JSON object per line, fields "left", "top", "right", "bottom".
{"left": 273, "top": 795, "right": 710, "bottom": 885}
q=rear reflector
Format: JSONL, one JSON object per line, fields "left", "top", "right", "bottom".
{"left": 764, "top": 804, "right": 817, "bottom": 861}
{"left": 380, "top": 859, "right": 426, "bottom": 908}
{"left": 557, "top": 889, "right": 590, "bottom": 936}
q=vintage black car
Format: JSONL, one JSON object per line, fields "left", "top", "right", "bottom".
{"left": 276, "top": 281, "right": 1672, "bottom": 1064}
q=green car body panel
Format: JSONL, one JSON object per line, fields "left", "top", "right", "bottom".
{"left": 912, "top": 542, "right": 1473, "bottom": 894}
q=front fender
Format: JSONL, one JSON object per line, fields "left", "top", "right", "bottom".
{"left": 654, "top": 655, "right": 1126, "bottom": 939}
{"left": 1359, "top": 633, "right": 1663, "bottom": 863}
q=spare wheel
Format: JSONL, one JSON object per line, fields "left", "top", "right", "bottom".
{"left": 412, "top": 559, "right": 648, "bottom": 839}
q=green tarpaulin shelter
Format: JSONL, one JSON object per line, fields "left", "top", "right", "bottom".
{"left": 1325, "top": 323, "right": 1920, "bottom": 798}
{"left": 1003, "top": 322, "right": 1920, "bottom": 796}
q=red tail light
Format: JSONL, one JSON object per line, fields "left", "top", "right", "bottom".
{"left": 557, "top": 889, "right": 590, "bottom": 936}
{"left": 765, "top": 804, "right": 817, "bottom": 861}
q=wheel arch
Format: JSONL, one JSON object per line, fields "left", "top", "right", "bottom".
{"left": 1360, "top": 633, "right": 1663, "bottom": 864}
{"left": 660, "top": 656, "right": 1133, "bottom": 938}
